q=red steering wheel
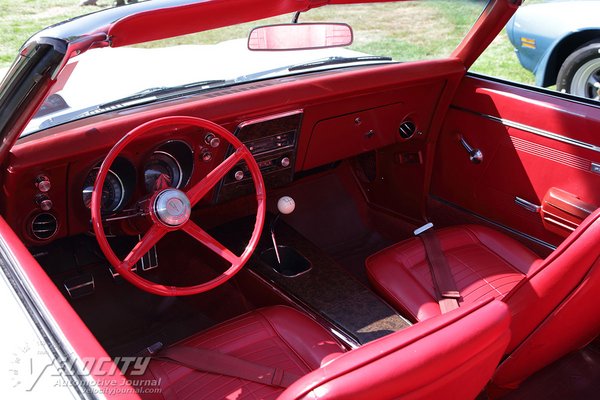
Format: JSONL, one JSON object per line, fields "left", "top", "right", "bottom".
{"left": 91, "top": 116, "right": 266, "bottom": 296}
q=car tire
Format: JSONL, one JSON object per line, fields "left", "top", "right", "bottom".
{"left": 556, "top": 40, "right": 600, "bottom": 100}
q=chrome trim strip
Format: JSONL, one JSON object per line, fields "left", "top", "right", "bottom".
{"left": 451, "top": 106, "right": 600, "bottom": 153}
{"left": 0, "top": 230, "right": 99, "bottom": 399}
{"left": 543, "top": 216, "right": 576, "bottom": 232}
{"left": 430, "top": 195, "right": 557, "bottom": 251}
{"left": 244, "top": 269, "right": 361, "bottom": 349}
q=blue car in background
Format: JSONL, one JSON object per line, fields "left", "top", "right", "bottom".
{"left": 507, "top": 0, "right": 599, "bottom": 100}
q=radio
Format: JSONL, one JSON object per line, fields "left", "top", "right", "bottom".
{"left": 216, "top": 110, "right": 302, "bottom": 202}
{"left": 246, "top": 131, "right": 295, "bottom": 154}
{"left": 226, "top": 154, "right": 292, "bottom": 184}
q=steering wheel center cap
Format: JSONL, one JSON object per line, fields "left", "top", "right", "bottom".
{"left": 154, "top": 189, "right": 191, "bottom": 227}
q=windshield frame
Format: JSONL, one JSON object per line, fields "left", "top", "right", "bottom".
{"left": 0, "top": 0, "right": 513, "bottom": 162}
{"left": 0, "top": 1, "right": 409, "bottom": 156}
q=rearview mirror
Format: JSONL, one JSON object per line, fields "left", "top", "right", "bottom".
{"left": 248, "top": 23, "right": 353, "bottom": 51}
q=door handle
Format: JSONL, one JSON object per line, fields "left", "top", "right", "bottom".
{"left": 515, "top": 196, "right": 541, "bottom": 213}
{"left": 459, "top": 135, "right": 483, "bottom": 164}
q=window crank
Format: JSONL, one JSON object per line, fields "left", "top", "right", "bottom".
{"left": 459, "top": 135, "right": 483, "bottom": 164}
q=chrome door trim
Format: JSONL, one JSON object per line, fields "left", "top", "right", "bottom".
{"left": 450, "top": 106, "right": 600, "bottom": 153}
{"left": 430, "top": 195, "right": 557, "bottom": 252}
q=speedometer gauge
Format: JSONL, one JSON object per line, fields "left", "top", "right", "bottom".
{"left": 82, "top": 168, "right": 125, "bottom": 213}
{"left": 144, "top": 151, "right": 183, "bottom": 193}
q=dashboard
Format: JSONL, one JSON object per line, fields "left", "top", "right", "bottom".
{"left": 2, "top": 60, "right": 463, "bottom": 246}
{"left": 79, "top": 110, "right": 302, "bottom": 217}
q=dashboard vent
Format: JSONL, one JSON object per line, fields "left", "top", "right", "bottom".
{"left": 31, "top": 213, "right": 58, "bottom": 240}
{"left": 399, "top": 120, "right": 417, "bottom": 140}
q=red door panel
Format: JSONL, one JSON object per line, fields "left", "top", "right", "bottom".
{"left": 431, "top": 76, "right": 600, "bottom": 247}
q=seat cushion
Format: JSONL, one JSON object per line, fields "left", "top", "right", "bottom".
{"left": 366, "top": 225, "right": 539, "bottom": 321}
{"left": 279, "top": 299, "right": 510, "bottom": 400}
{"left": 134, "top": 306, "right": 345, "bottom": 400}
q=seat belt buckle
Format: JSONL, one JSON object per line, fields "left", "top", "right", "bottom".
{"left": 141, "top": 342, "right": 164, "bottom": 356}
{"left": 414, "top": 222, "right": 434, "bottom": 236}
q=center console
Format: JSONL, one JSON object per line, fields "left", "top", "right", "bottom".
{"left": 213, "top": 213, "right": 411, "bottom": 346}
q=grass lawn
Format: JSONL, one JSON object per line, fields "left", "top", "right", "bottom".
{"left": 0, "top": 0, "right": 535, "bottom": 86}
{"left": 0, "top": 0, "right": 97, "bottom": 67}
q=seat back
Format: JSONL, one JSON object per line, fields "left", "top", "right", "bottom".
{"left": 278, "top": 299, "right": 510, "bottom": 400}
{"left": 493, "top": 208, "right": 600, "bottom": 390}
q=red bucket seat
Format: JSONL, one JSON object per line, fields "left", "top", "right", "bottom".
{"left": 134, "top": 300, "right": 509, "bottom": 399}
{"left": 366, "top": 209, "right": 600, "bottom": 390}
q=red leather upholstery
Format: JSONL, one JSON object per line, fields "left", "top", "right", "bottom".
{"left": 134, "top": 306, "right": 345, "bottom": 400}
{"left": 135, "top": 301, "right": 510, "bottom": 400}
{"left": 279, "top": 299, "right": 510, "bottom": 400}
{"left": 366, "top": 225, "right": 538, "bottom": 321}
{"left": 492, "top": 209, "right": 600, "bottom": 390}
{"left": 491, "top": 255, "right": 600, "bottom": 393}
{"left": 366, "top": 210, "right": 600, "bottom": 391}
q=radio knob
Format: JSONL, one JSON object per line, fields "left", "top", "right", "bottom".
{"left": 234, "top": 170, "right": 245, "bottom": 181}
{"left": 36, "top": 195, "right": 53, "bottom": 211}
{"left": 200, "top": 150, "right": 213, "bottom": 162}
{"left": 35, "top": 175, "right": 51, "bottom": 192}
{"left": 280, "top": 157, "right": 291, "bottom": 168}
{"left": 204, "top": 133, "right": 221, "bottom": 148}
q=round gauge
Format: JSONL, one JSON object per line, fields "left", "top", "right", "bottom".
{"left": 82, "top": 168, "right": 125, "bottom": 213}
{"left": 144, "top": 151, "right": 183, "bottom": 193}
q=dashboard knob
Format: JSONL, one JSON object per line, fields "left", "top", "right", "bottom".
{"left": 204, "top": 133, "right": 221, "bottom": 148}
{"left": 201, "top": 150, "right": 213, "bottom": 162}
{"left": 35, "top": 175, "right": 51, "bottom": 192}
{"left": 280, "top": 157, "right": 290, "bottom": 168}
{"left": 36, "top": 195, "right": 53, "bottom": 211}
{"left": 234, "top": 170, "right": 245, "bottom": 181}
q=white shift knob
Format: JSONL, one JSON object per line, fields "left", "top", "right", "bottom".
{"left": 277, "top": 196, "right": 296, "bottom": 215}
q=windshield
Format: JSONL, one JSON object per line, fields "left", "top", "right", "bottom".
{"left": 23, "top": 0, "right": 487, "bottom": 136}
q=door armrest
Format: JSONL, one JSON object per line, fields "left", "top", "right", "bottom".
{"left": 541, "top": 188, "right": 595, "bottom": 237}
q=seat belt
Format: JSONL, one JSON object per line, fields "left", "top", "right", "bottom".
{"left": 149, "top": 343, "right": 300, "bottom": 388}
{"left": 414, "top": 223, "right": 460, "bottom": 313}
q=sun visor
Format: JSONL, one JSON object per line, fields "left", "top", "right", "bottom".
{"left": 108, "top": 0, "right": 314, "bottom": 47}
{"left": 106, "top": 0, "right": 401, "bottom": 48}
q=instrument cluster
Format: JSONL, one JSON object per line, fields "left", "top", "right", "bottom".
{"left": 81, "top": 140, "right": 194, "bottom": 214}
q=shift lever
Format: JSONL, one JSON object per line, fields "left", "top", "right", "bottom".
{"left": 271, "top": 196, "right": 295, "bottom": 264}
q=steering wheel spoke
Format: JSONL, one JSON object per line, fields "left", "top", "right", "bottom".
{"left": 186, "top": 148, "right": 244, "bottom": 206}
{"left": 182, "top": 221, "right": 239, "bottom": 265}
